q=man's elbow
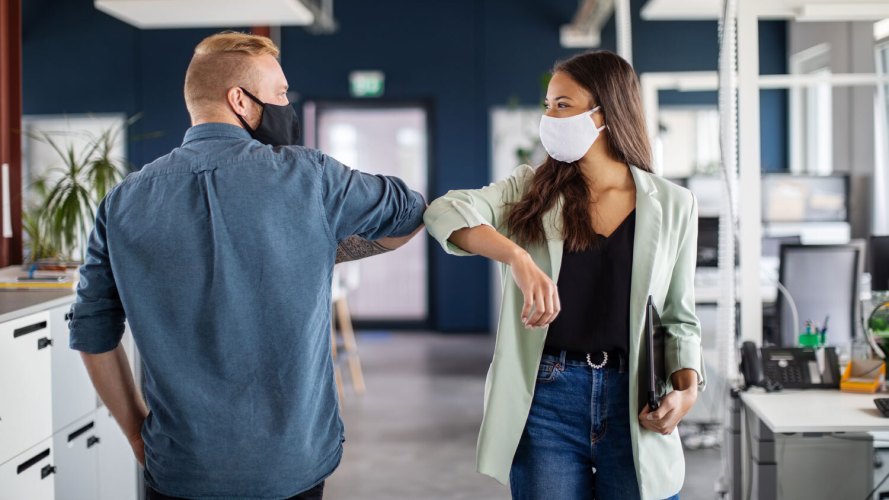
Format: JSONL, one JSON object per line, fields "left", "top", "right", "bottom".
{"left": 377, "top": 224, "right": 425, "bottom": 250}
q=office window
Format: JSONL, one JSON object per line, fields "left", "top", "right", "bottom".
{"left": 655, "top": 106, "right": 721, "bottom": 178}
{"left": 875, "top": 41, "right": 889, "bottom": 234}
{"left": 489, "top": 107, "right": 547, "bottom": 182}
{"left": 790, "top": 43, "right": 833, "bottom": 175}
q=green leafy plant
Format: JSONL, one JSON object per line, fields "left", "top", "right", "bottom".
{"left": 22, "top": 179, "right": 61, "bottom": 261}
{"left": 25, "top": 116, "right": 138, "bottom": 262}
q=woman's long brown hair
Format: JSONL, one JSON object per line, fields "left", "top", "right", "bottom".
{"left": 505, "top": 51, "right": 653, "bottom": 252}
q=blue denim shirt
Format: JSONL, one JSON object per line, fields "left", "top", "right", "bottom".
{"left": 69, "top": 123, "right": 425, "bottom": 499}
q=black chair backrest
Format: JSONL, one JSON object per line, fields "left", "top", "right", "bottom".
{"left": 870, "top": 235, "right": 889, "bottom": 292}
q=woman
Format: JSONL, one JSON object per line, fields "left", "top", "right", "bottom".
{"left": 423, "top": 51, "right": 704, "bottom": 500}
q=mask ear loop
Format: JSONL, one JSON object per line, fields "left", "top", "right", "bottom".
{"left": 235, "top": 87, "right": 264, "bottom": 132}
{"left": 239, "top": 87, "right": 265, "bottom": 105}
{"left": 590, "top": 106, "right": 607, "bottom": 132}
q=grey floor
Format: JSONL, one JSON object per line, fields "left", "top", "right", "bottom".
{"left": 325, "top": 332, "right": 723, "bottom": 500}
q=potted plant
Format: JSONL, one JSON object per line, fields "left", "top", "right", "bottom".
{"left": 24, "top": 116, "right": 139, "bottom": 265}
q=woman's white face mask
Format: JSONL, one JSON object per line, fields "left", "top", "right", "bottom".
{"left": 538, "top": 106, "right": 605, "bottom": 163}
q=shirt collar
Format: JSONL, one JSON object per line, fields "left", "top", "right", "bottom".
{"left": 182, "top": 123, "right": 252, "bottom": 146}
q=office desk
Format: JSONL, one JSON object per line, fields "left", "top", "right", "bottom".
{"left": 733, "top": 389, "right": 889, "bottom": 500}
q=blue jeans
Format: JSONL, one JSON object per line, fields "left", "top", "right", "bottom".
{"left": 509, "top": 352, "right": 680, "bottom": 500}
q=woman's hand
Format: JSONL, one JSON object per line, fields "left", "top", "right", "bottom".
{"left": 509, "top": 251, "right": 561, "bottom": 328}
{"left": 638, "top": 368, "right": 699, "bottom": 435}
{"left": 447, "top": 225, "right": 560, "bottom": 328}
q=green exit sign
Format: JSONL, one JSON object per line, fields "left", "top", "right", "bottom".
{"left": 349, "top": 71, "right": 385, "bottom": 98}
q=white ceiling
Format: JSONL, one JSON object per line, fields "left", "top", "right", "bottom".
{"left": 94, "top": 0, "right": 315, "bottom": 29}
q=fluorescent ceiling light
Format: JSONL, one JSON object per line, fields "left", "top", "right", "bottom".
{"left": 641, "top": 0, "right": 721, "bottom": 20}
{"left": 95, "top": 0, "right": 315, "bottom": 29}
{"left": 795, "top": 3, "right": 889, "bottom": 21}
{"left": 642, "top": 0, "right": 889, "bottom": 21}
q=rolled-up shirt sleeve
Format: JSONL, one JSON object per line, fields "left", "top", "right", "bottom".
{"left": 424, "top": 165, "right": 533, "bottom": 257}
{"left": 661, "top": 193, "right": 706, "bottom": 391}
{"left": 69, "top": 195, "right": 126, "bottom": 354}
{"left": 317, "top": 152, "right": 425, "bottom": 242}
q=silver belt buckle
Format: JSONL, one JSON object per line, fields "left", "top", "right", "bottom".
{"left": 586, "top": 351, "right": 608, "bottom": 369}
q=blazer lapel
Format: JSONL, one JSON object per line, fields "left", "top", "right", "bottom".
{"left": 629, "top": 166, "right": 662, "bottom": 340}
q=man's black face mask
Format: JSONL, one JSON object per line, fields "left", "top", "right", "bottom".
{"left": 236, "top": 87, "right": 300, "bottom": 146}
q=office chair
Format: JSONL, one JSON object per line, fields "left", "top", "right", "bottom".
{"left": 776, "top": 244, "right": 860, "bottom": 347}
{"left": 871, "top": 235, "right": 889, "bottom": 292}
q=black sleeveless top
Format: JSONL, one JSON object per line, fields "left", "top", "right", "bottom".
{"left": 545, "top": 209, "right": 635, "bottom": 355}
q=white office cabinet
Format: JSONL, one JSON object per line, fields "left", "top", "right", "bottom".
{"left": 775, "top": 433, "right": 873, "bottom": 499}
{"left": 0, "top": 311, "right": 53, "bottom": 465}
{"left": 0, "top": 438, "right": 55, "bottom": 500}
{"left": 95, "top": 406, "right": 138, "bottom": 500}
{"left": 52, "top": 414, "right": 99, "bottom": 500}
{"left": 49, "top": 305, "right": 97, "bottom": 432}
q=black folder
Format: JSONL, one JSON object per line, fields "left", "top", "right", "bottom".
{"left": 644, "top": 295, "right": 666, "bottom": 411}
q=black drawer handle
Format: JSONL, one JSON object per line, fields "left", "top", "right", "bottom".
{"left": 13, "top": 321, "right": 47, "bottom": 338}
{"left": 37, "top": 337, "right": 53, "bottom": 350}
{"left": 86, "top": 436, "right": 100, "bottom": 448}
{"left": 68, "top": 421, "right": 95, "bottom": 442}
{"left": 40, "top": 464, "right": 56, "bottom": 479}
{"left": 17, "top": 448, "right": 50, "bottom": 474}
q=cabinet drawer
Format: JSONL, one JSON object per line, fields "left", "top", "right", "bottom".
{"left": 95, "top": 406, "right": 138, "bottom": 500}
{"left": 53, "top": 414, "right": 99, "bottom": 500}
{"left": 0, "top": 312, "right": 53, "bottom": 465}
{"left": 0, "top": 438, "right": 55, "bottom": 500}
{"left": 50, "top": 304, "right": 97, "bottom": 431}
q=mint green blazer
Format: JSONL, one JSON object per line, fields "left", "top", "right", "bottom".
{"left": 423, "top": 164, "right": 705, "bottom": 499}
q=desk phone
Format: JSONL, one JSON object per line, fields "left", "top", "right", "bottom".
{"left": 741, "top": 341, "right": 840, "bottom": 390}
{"left": 759, "top": 347, "right": 840, "bottom": 389}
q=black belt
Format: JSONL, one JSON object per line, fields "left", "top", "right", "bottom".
{"left": 542, "top": 347, "right": 624, "bottom": 368}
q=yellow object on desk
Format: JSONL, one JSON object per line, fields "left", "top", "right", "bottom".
{"left": 840, "top": 358, "right": 885, "bottom": 393}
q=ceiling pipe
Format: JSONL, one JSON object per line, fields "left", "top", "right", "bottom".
{"left": 560, "top": 0, "right": 615, "bottom": 48}
{"left": 300, "top": 0, "right": 337, "bottom": 34}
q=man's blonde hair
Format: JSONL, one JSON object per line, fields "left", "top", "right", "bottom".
{"left": 184, "top": 32, "right": 280, "bottom": 117}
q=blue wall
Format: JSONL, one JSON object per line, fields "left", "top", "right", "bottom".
{"left": 22, "top": 0, "right": 788, "bottom": 332}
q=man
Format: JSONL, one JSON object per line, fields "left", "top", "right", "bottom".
{"left": 69, "top": 32, "right": 425, "bottom": 500}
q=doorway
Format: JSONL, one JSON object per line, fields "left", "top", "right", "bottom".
{"left": 304, "top": 102, "right": 431, "bottom": 327}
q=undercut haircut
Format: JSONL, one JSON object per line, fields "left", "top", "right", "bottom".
{"left": 184, "top": 32, "right": 280, "bottom": 117}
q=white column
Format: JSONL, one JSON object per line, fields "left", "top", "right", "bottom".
{"left": 615, "top": 0, "right": 633, "bottom": 65}
{"left": 639, "top": 75, "right": 660, "bottom": 174}
{"left": 737, "top": 0, "right": 763, "bottom": 343}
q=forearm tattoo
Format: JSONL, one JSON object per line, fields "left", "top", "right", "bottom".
{"left": 335, "top": 235, "right": 393, "bottom": 263}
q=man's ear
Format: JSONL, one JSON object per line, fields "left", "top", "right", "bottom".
{"left": 227, "top": 87, "right": 249, "bottom": 118}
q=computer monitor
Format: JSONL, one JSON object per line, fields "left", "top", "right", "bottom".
{"left": 777, "top": 244, "right": 860, "bottom": 347}
{"left": 871, "top": 235, "right": 889, "bottom": 291}
{"left": 762, "top": 174, "right": 848, "bottom": 223}
{"left": 697, "top": 217, "right": 720, "bottom": 268}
